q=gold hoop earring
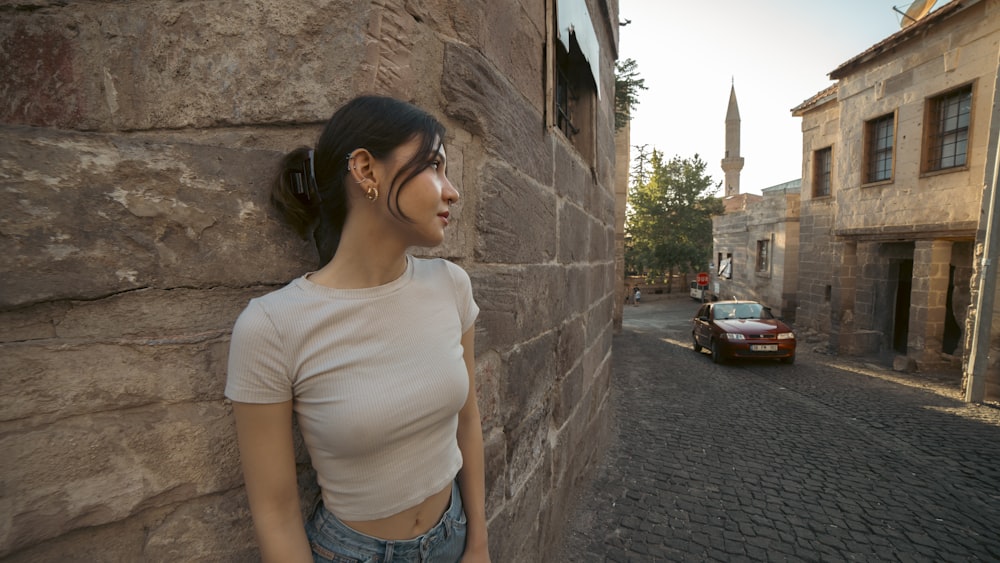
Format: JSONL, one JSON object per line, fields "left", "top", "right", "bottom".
{"left": 365, "top": 185, "right": 379, "bottom": 202}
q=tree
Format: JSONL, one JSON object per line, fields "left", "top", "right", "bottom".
{"left": 625, "top": 152, "right": 724, "bottom": 287}
{"left": 614, "top": 58, "right": 647, "bottom": 131}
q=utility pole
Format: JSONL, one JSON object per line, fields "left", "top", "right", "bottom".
{"left": 964, "top": 49, "right": 1000, "bottom": 403}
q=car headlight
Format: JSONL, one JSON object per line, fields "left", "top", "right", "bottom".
{"left": 722, "top": 333, "right": 745, "bottom": 340}
{"left": 777, "top": 332, "right": 795, "bottom": 340}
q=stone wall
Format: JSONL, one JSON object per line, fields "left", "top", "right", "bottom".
{"left": 711, "top": 183, "right": 800, "bottom": 319}
{"left": 0, "top": 1, "right": 620, "bottom": 560}
{"left": 794, "top": 94, "right": 839, "bottom": 336}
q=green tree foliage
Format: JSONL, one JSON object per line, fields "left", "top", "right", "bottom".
{"left": 614, "top": 58, "right": 646, "bottom": 131}
{"left": 625, "top": 151, "right": 724, "bottom": 285}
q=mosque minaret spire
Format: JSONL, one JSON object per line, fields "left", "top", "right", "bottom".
{"left": 721, "top": 81, "right": 745, "bottom": 197}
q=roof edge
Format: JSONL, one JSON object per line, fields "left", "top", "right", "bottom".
{"left": 829, "top": 0, "right": 980, "bottom": 80}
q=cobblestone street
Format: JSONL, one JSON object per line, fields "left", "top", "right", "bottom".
{"left": 558, "top": 296, "right": 1000, "bottom": 562}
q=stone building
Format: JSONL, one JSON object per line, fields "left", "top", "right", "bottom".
{"left": 0, "top": 1, "right": 621, "bottom": 560}
{"left": 712, "top": 180, "right": 801, "bottom": 319}
{"left": 792, "top": 0, "right": 999, "bottom": 396}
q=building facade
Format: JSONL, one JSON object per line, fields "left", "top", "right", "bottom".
{"left": 793, "top": 0, "right": 999, "bottom": 396}
{"left": 713, "top": 180, "right": 801, "bottom": 319}
{"left": 0, "top": 1, "right": 621, "bottom": 560}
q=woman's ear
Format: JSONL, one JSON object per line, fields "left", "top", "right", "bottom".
{"left": 347, "top": 149, "right": 378, "bottom": 190}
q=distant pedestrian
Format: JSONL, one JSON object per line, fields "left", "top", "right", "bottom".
{"left": 634, "top": 287, "right": 641, "bottom": 306}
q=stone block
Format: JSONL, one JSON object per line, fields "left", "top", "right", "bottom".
{"left": 554, "top": 140, "right": 592, "bottom": 207}
{"left": 563, "top": 266, "right": 590, "bottom": 320}
{"left": 501, "top": 331, "right": 558, "bottom": 424}
{"left": 482, "top": 428, "right": 507, "bottom": 520}
{"left": 481, "top": 0, "right": 545, "bottom": 110}
{"left": 475, "top": 349, "right": 504, "bottom": 434}
{"left": 505, "top": 403, "right": 550, "bottom": 498}
{"left": 1, "top": 402, "right": 239, "bottom": 555}
{"left": 0, "top": 127, "right": 313, "bottom": 308}
{"left": 893, "top": 355, "right": 918, "bottom": 372}
{"left": 45, "top": 287, "right": 265, "bottom": 340}
{"left": 487, "top": 448, "right": 550, "bottom": 563}
{"left": 0, "top": 2, "right": 365, "bottom": 130}
{"left": 557, "top": 318, "right": 586, "bottom": 378}
{"left": 3, "top": 489, "right": 258, "bottom": 563}
{"left": 558, "top": 201, "right": 592, "bottom": 264}
{"left": 553, "top": 363, "right": 584, "bottom": 427}
{"left": 441, "top": 43, "right": 550, "bottom": 184}
{"left": 469, "top": 264, "right": 564, "bottom": 352}
{"left": 0, "top": 339, "right": 229, "bottom": 422}
{"left": 474, "top": 160, "right": 556, "bottom": 264}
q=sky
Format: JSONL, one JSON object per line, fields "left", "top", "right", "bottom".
{"left": 617, "top": 0, "right": 938, "bottom": 194}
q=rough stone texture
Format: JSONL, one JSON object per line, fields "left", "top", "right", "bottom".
{"left": 0, "top": 127, "right": 312, "bottom": 308}
{"left": 0, "top": 0, "right": 619, "bottom": 559}
{"left": 0, "top": 1, "right": 368, "bottom": 130}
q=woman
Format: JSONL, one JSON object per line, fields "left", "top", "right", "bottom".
{"left": 226, "top": 95, "right": 490, "bottom": 562}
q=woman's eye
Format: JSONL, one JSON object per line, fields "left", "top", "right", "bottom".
{"left": 430, "top": 160, "right": 442, "bottom": 170}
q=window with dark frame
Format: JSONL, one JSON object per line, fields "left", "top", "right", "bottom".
{"left": 864, "top": 113, "right": 894, "bottom": 183}
{"left": 551, "top": 3, "right": 596, "bottom": 162}
{"left": 553, "top": 41, "right": 594, "bottom": 159}
{"left": 924, "top": 85, "right": 972, "bottom": 172}
{"left": 554, "top": 54, "right": 578, "bottom": 139}
{"left": 813, "top": 147, "right": 831, "bottom": 197}
{"left": 756, "top": 240, "right": 769, "bottom": 272}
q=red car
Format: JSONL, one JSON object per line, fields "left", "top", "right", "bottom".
{"left": 692, "top": 300, "right": 796, "bottom": 364}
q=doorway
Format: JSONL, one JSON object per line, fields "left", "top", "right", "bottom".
{"left": 943, "top": 265, "right": 961, "bottom": 354}
{"left": 892, "top": 259, "right": 913, "bottom": 354}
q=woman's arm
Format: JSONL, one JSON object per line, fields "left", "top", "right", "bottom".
{"left": 232, "top": 400, "right": 314, "bottom": 563}
{"left": 456, "top": 327, "right": 491, "bottom": 562}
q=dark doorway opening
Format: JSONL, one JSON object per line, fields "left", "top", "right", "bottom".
{"left": 893, "top": 260, "right": 913, "bottom": 354}
{"left": 943, "top": 265, "right": 961, "bottom": 354}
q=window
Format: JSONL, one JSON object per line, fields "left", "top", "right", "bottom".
{"left": 864, "top": 113, "right": 894, "bottom": 183}
{"left": 717, "top": 252, "right": 732, "bottom": 279}
{"left": 924, "top": 84, "right": 972, "bottom": 172}
{"left": 549, "top": 0, "right": 599, "bottom": 161}
{"left": 756, "top": 240, "right": 770, "bottom": 272}
{"left": 813, "top": 147, "right": 832, "bottom": 197}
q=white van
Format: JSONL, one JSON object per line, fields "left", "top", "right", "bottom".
{"left": 689, "top": 280, "right": 704, "bottom": 300}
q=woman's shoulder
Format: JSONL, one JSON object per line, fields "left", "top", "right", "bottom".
{"left": 410, "top": 256, "right": 471, "bottom": 284}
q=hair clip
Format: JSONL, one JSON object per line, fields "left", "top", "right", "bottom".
{"left": 292, "top": 149, "right": 322, "bottom": 203}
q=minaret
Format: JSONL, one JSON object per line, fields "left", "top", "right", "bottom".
{"left": 721, "top": 83, "right": 744, "bottom": 197}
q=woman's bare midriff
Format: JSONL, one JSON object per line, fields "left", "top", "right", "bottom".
{"left": 340, "top": 482, "right": 453, "bottom": 540}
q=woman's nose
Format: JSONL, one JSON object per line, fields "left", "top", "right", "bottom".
{"left": 444, "top": 178, "right": 460, "bottom": 204}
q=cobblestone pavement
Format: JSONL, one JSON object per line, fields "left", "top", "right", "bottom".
{"left": 557, "top": 296, "right": 1000, "bottom": 562}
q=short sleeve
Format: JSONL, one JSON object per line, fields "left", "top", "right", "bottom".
{"left": 445, "top": 261, "right": 479, "bottom": 333}
{"left": 225, "top": 299, "right": 294, "bottom": 403}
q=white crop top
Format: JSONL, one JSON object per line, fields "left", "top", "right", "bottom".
{"left": 225, "top": 256, "right": 479, "bottom": 520}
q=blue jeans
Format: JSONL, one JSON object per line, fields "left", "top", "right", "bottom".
{"left": 306, "top": 481, "right": 467, "bottom": 563}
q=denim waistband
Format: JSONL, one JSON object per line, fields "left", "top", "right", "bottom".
{"left": 309, "top": 480, "right": 464, "bottom": 561}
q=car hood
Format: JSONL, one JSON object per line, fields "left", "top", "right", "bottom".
{"left": 713, "top": 319, "right": 789, "bottom": 333}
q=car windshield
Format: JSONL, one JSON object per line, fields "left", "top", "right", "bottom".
{"left": 714, "top": 303, "right": 772, "bottom": 320}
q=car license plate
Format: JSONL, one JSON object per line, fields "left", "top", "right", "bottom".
{"left": 751, "top": 344, "right": 778, "bottom": 351}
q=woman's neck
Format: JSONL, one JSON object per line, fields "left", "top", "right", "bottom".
{"left": 310, "top": 244, "right": 408, "bottom": 289}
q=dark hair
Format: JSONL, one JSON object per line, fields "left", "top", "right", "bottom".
{"left": 271, "top": 95, "right": 446, "bottom": 264}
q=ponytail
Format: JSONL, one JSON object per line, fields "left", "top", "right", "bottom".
{"left": 271, "top": 147, "right": 322, "bottom": 239}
